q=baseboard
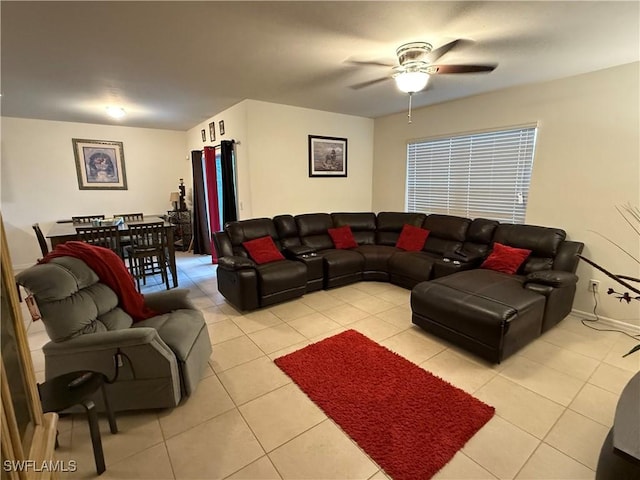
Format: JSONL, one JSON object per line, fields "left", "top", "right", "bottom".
{"left": 571, "top": 308, "right": 640, "bottom": 336}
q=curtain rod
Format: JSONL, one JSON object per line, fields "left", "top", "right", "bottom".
{"left": 203, "top": 139, "right": 238, "bottom": 150}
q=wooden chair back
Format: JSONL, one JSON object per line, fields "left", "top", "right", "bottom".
{"left": 32, "top": 223, "right": 49, "bottom": 257}
{"left": 114, "top": 213, "right": 144, "bottom": 222}
{"left": 75, "top": 225, "right": 122, "bottom": 256}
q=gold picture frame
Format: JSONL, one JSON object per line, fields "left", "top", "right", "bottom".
{"left": 72, "top": 138, "right": 128, "bottom": 190}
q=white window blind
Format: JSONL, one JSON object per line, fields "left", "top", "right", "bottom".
{"left": 406, "top": 126, "right": 537, "bottom": 224}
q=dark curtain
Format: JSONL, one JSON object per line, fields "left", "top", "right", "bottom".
{"left": 203, "top": 146, "right": 220, "bottom": 262}
{"left": 191, "top": 150, "right": 211, "bottom": 255}
{"left": 220, "top": 140, "right": 238, "bottom": 224}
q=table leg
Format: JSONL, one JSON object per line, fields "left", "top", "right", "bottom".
{"left": 82, "top": 400, "right": 106, "bottom": 475}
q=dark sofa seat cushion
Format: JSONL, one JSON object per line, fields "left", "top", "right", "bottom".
{"left": 411, "top": 269, "right": 546, "bottom": 361}
{"left": 388, "top": 251, "right": 440, "bottom": 288}
{"left": 320, "top": 249, "right": 364, "bottom": 287}
{"left": 355, "top": 245, "right": 399, "bottom": 273}
{"left": 256, "top": 260, "right": 307, "bottom": 296}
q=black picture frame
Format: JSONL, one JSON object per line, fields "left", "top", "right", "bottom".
{"left": 308, "top": 135, "right": 348, "bottom": 177}
{"left": 219, "top": 120, "right": 225, "bottom": 136}
{"left": 201, "top": 129, "right": 206, "bottom": 142}
{"left": 209, "top": 122, "right": 216, "bottom": 142}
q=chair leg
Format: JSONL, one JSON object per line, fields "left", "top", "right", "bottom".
{"left": 100, "top": 384, "right": 118, "bottom": 434}
{"left": 82, "top": 400, "right": 106, "bottom": 475}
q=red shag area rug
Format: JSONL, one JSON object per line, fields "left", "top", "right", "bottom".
{"left": 274, "top": 329, "right": 495, "bottom": 480}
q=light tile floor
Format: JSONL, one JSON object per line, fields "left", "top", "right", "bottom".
{"left": 24, "top": 252, "right": 640, "bottom": 479}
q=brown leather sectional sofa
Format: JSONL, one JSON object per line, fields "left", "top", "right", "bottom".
{"left": 213, "top": 212, "right": 584, "bottom": 362}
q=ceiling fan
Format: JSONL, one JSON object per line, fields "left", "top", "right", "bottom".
{"left": 349, "top": 40, "right": 497, "bottom": 92}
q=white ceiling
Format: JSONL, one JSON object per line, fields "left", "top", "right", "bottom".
{"left": 2, "top": 1, "right": 639, "bottom": 131}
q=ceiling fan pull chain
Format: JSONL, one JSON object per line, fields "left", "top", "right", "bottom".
{"left": 407, "top": 93, "right": 413, "bottom": 124}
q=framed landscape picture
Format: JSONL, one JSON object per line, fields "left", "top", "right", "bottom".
{"left": 72, "top": 138, "right": 128, "bottom": 190}
{"left": 308, "top": 135, "right": 347, "bottom": 177}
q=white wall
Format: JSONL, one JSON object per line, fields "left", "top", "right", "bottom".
{"left": 187, "top": 100, "right": 374, "bottom": 220}
{"left": 1, "top": 117, "right": 187, "bottom": 269}
{"left": 373, "top": 62, "right": 640, "bottom": 326}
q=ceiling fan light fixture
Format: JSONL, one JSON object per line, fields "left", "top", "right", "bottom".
{"left": 106, "top": 106, "right": 126, "bottom": 119}
{"left": 393, "top": 69, "right": 430, "bottom": 93}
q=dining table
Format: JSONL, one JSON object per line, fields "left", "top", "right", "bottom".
{"left": 46, "top": 216, "right": 178, "bottom": 288}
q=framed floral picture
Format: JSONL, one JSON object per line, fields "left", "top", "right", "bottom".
{"left": 308, "top": 135, "right": 348, "bottom": 177}
{"left": 72, "top": 138, "right": 127, "bottom": 190}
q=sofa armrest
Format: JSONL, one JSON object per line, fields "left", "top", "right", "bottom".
{"left": 42, "top": 328, "right": 165, "bottom": 355}
{"left": 284, "top": 245, "right": 317, "bottom": 258}
{"left": 144, "top": 288, "right": 195, "bottom": 313}
{"left": 218, "top": 256, "right": 256, "bottom": 270}
{"left": 42, "top": 328, "right": 177, "bottom": 383}
{"left": 442, "top": 249, "right": 484, "bottom": 265}
{"left": 524, "top": 270, "right": 578, "bottom": 288}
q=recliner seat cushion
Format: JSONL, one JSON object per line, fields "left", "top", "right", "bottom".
{"left": 411, "top": 269, "right": 545, "bottom": 349}
{"left": 355, "top": 245, "right": 399, "bottom": 273}
{"left": 388, "top": 251, "right": 439, "bottom": 283}
{"left": 134, "top": 309, "right": 206, "bottom": 362}
{"left": 321, "top": 249, "right": 365, "bottom": 279}
{"left": 255, "top": 260, "right": 307, "bottom": 296}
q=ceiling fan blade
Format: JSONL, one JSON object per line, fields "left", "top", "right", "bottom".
{"left": 349, "top": 76, "right": 390, "bottom": 90}
{"left": 345, "top": 60, "right": 395, "bottom": 68}
{"left": 426, "top": 39, "right": 461, "bottom": 63}
{"left": 428, "top": 64, "right": 497, "bottom": 74}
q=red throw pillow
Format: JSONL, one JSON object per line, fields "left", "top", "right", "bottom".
{"left": 480, "top": 242, "right": 532, "bottom": 275}
{"left": 328, "top": 225, "right": 358, "bottom": 249}
{"left": 242, "top": 236, "right": 285, "bottom": 264}
{"left": 396, "top": 224, "right": 430, "bottom": 251}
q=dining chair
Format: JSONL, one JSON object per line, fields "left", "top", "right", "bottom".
{"left": 75, "top": 225, "right": 122, "bottom": 257}
{"left": 32, "top": 223, "right": 49, "bottom": 257}
{"left": 113, "top": 213, "right": 144, "bottom": 222}
{"left": 125, "top": 222, "right": 170, "bottom": 291}
{"left": 72, "top": 215, "right": 106, "bottom": 224}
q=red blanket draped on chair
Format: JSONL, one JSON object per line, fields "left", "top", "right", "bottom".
{"left": 40, "top": 241, "right": 157, "bottom": 322}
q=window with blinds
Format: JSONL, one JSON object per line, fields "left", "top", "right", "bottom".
{"left": 406, "top": 125, "right": 537, "bottom": 224}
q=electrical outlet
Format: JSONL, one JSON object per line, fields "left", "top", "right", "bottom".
{"left": 589, "top": 279, "right": 600, "bottom": 293}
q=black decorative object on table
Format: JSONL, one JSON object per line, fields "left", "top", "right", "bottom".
{"left": 38, "top": 370, "right": 118, "bottom": 475}
{"left": 167, "top": 210, "right": 192, "bottom": 252}
{"left": 178, "top": 178, "right": 187, "bottom": 211}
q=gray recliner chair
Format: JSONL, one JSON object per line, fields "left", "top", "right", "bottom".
{"left": 16, "top": 256, "right": 212, "bottom": 411}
